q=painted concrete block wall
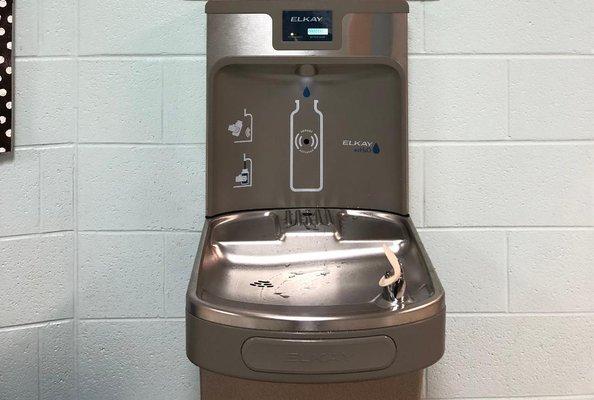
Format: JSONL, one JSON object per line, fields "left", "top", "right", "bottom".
{"left": 1, "top": 1, "right": 592, "bottom": 399}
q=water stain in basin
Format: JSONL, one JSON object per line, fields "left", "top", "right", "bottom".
{"left": 274, "top": 292, "right": 290, "bottom": 299}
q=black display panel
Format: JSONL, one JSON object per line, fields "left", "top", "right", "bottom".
{"left": 282, "top": 11, "right": 333, "bottom": 42}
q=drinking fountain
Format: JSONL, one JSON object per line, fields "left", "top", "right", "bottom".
{"left": 186, "top": 1, "right": 446, "bottom": 398}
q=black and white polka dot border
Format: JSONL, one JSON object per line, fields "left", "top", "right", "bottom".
{"left": 0, "top": 0, "right": 12, "bottom": 154}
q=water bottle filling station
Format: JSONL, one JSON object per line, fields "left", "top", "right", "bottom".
{"left": 186, "top": 1, "right": 446, "bottom": 398}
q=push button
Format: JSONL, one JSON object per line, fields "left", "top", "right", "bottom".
{"left": 241, "top": 336, "right": 396, "bottom": 374}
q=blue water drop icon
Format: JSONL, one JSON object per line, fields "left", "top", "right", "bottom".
{"left": 372, "top": 143, "right": 381, "bottom": 154}
{"left": 303, "top": 87, "right": 311, "bottom": 98}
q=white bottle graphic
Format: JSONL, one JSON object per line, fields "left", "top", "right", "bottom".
{"left": 233, "top": 153, "right": 252, "bottom": 188}
{"left": 290, "top": 97, "right": 323, "bottom": 192}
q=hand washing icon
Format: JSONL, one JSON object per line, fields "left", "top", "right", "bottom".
{"left": 228, "top": 120, "right": 243, "bottom": 137}
{"left": 228, "top": 109, "right": 254, "bottom": 143}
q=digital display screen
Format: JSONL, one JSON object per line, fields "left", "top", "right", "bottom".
{"left": 283, "top": 10, "right": 333, "bottom": 42}
{"left": 307, "top": 28, "right": 329, "bottom": 36}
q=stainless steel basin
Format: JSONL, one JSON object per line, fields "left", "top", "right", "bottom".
{"left": 188, "top": 209, "right": 444, "bottom": 332}
{"left": 186, "top": 208, "right": 445, "bottom": 383}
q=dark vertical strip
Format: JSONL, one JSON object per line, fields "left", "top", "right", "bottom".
{"left": 0, "top": 0, "right": 12, "bottom": 154}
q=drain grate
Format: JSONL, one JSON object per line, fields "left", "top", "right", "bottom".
{"left": 250, "top": 280, "right": 274, "bottom": 288}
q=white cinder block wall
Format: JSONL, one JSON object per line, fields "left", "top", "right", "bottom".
{"left": 1, "top": 0, "right": 592, "bottom": 399}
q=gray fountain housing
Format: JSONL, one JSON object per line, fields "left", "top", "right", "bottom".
{"left": 186, "top": 0, "right": 445, "bottom": 389}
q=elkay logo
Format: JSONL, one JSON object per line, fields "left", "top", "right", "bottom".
{"left": 291, "top": 16, "right": 324, "bottom": 23}
{"left": 342, "top": 139, "right": 381, "bottom": 154}
{"left": 285, "top": 352, "right": 352, "bottom": 363}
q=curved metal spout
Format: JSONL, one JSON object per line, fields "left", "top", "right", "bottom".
{"left": 379, "top": 244, "right": 406, "bottom": 302}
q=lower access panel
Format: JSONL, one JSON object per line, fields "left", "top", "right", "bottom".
{"left": 241, "top": 336, "right": 396, "bottom": 374}
{"left": 200, "top": 370, "right": 423, "bottom": 400}
{"left": 208, "top": 63, "right": 406, "bottom": 216}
